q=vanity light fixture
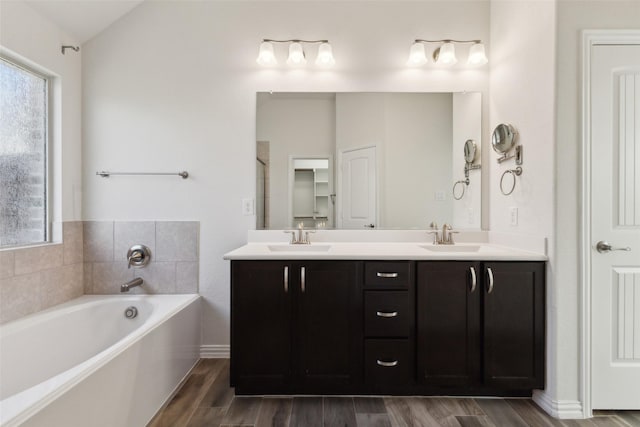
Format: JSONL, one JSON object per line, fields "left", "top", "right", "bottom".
{"left": 256, "top": 39, "right": 335, "bottom": 67}
{"left": 408, "top": 39, "right": 488, "bottom": 67}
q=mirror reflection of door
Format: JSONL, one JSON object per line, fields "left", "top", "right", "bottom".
{"left": 256, "top": 141, "right": 270, "bottom": 229}
{"left": 289, "top": 157, "right": 333, "bottom": 228}
{"left": 338, "top": 146, "right": 377, "bottom": 229}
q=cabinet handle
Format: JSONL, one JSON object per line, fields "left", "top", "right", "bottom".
{"left": 487, "top": 267, "right": 494, "bottom": 294}
{"left": 376, "top": 311, "right": 399, "bottom": 318}
{"left": 284, "top": 266, "right": 288, "bottom": 293}
{"left": 469, "top": 266, "right": 477, "bottom": 293}
{"left": 376, "top": 360, "right": 399, "bottom": 367}
{"left": 377, "top": 272, "right": 398, "bottom": 278}
{"left": 301, "top": 266, "right": 305, "bottom": 293}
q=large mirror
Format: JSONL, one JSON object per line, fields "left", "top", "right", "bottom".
{"left": 256, "top": 92, "right": 482, "bottom": 230}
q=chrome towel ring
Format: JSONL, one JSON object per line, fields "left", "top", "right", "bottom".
{"left": 453, "top": 179, "right": 468, "bottom": 200}
{"left": 500, "top": 166, "right": 523, "bottom": 196}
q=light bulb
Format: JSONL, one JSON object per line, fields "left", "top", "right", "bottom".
{"left": 256, "top": 41, "right": 277, "bottom": 66}
{"left": 467, "top": 42, "right": 488, "bottom": 66}
{"left": 287, "top": 42, "right": 307, "bottom": 66}
{"left": 407, "top": 42, "right": 427, "bottom": 66}
{"left": 435, "top": 42, "right": 457, "bottom": 65}
{"left": 315, "top": 42, "right": 335, "bottom": 67}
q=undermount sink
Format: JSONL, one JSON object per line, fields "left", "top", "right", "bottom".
{"left": 420, "top": 244, "right": 481, "bottom": 253}
{"left": 268, "top": 244, "right": 332, "bottom": 252}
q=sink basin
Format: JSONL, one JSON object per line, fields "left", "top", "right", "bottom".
{"left": 268, "top": 244, "right": 332, "bottom": 252}
{"left": 420, "top": 245, "right": 481, "bottom": 253}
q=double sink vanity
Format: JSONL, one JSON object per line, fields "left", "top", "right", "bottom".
{"left": 224, "top": 231, "right": 547, "bottom": 397}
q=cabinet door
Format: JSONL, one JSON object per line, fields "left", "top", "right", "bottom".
{"left": 231, "top": 261, "right": 292, "bottom": 391}
{"left": 417, "top": 262, "right": 481, "bottom": 387}
{"left": 296, "top": 261, "right": 363, "bottom": 390}
{"left": 483, "top": 262, "right": 545, "bottom": 389}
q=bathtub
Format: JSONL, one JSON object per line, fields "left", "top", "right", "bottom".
{"left": 0, "top": 294, "right": 201, "bottom": 427}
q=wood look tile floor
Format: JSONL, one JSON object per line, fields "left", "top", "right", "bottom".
{"left": 150, "top": 359, "right": 640, "bottom": 427}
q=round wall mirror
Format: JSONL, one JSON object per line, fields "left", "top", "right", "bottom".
{"left": 464, "top": 139, "right": 477, "bottom": 163}
{"left": 491, "top": 123, "right": 516, "bottom": 154}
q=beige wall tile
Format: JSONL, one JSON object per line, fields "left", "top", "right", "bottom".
{"left": 0, "top": 272, "right": 43, "bottom": 324}
{"left": 42, "top": 263, "right": 84, "bottom": 308}
{"left": 176, "top": 262, "right": 199, "bottom": 293}
{"left": 0, "top": 251, "right": 14, "bottom": 279}
{"left": 63, "top": 221, "right": 84, "bottom": 265}
{"left": 114, "top": 221, "right": 156, "bottom": 261}
{"left": 14, "top": 244, "right": 64, "bottom": 276}
{"left": 156, "top": 222, "right": 199, "bottom": 262}
{"left": 83, "top": 221, "right": 114, "bottom": 262}
{"left": 93, "top": 262, "right": 134, "bottom": 294}
{"left": 133, "top": 262, "right": 176, "bottom": 294}
{"left": 84, "top": 263, "right": 93, "bottom": 294}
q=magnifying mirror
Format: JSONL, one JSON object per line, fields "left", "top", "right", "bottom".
{"left": 491, "top": 123, "right": 516, "bottom": 154}
{"left": 464, "top": 139, "right": 477, "bottom": 164}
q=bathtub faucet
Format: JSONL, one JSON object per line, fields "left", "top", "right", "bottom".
{"left": 121, "top": 277, "right": 143, "bottom": 293}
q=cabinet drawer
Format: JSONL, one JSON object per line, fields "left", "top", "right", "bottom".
{"left": 364, "top": 262, "right": 411, "bottom": 289}
{"left": 365, "top": 339, "right": 412, "bottom": 386}
{"left": 364, "top": 291, "right": 411, "bottom": 337}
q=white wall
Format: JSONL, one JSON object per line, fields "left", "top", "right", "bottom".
{"left": 0, "top": 1, "right": 82, "bottom": 227}
{"left": 555, "top": 0, "right": 640, "bottom": 410}
{"left": 490, "top": 0, "right": 558, "bottom": 410}
{"left": 256, "top": 94, "right": 335, "bottom": 228}
{"left": 82, "top": 1, "right": 490, "bottom": 347}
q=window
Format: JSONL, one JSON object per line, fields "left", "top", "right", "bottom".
{"left": 0, "top": 57, "right": 49, "bottom": 247}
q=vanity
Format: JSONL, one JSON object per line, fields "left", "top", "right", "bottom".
{"left": 225, "top": 238, "right": 546, "bottom": 397}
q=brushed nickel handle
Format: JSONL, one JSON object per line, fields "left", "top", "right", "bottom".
{"left": 301, "top": 266, "right": 305, "bottom": 293}
{"left": 469, "top": 266, "right": 477, "bottom": 293}
{"left": 377, "top": 272, "right": 398, "bottom": 278}
{"left": 596, "top": 241, "right": 631, "bottom": 253}
{"left": 486, "top": 267, "right": 494, "bottom": 294}
{"left": 376, "top": 311, "right": 398, "bottom": 318}
{"left": 376, "top": 360, "right": 398, "bottom": 367}
{"left": 284, "top": 266, "right": 288, "bottom": 293}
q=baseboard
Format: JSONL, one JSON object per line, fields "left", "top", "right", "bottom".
{"left": 200, "top": 344, "right": 230, "bottom": 358}
{"left": 532, "top": 390, "right": 585, "bottom": 419}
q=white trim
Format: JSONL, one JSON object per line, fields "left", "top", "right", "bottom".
{"left": 533, "top": 390, "right": 584, "bottom": 419}
{"left": 200, "top": 344, "right": 230, "bottom": 358}
{"left": 580, "top": 29, "right": 640, "bottom": 419}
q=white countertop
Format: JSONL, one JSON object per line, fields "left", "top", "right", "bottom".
{"left": 223, "top": 242, "right": 547, "bottom": 261}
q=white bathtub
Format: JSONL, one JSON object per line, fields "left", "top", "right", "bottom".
{"left": 0, "top": 294, "right": 201, "bottom": 427}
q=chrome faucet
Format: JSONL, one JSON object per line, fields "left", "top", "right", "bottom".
{"left": 284, "top": 222, "right": 315, "bottom": 244}
{"left": 121, "top": 277, "right": 143, "bottom": 293}
{"left": 427, "top": 222, "right": 458, "bottom": 245}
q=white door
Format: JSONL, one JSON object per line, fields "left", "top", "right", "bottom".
{"left": 339, "top": 147, "right": 376, "bottom": 229}
{"left": 591, "top": 44, "right": 640, "bottom": 409}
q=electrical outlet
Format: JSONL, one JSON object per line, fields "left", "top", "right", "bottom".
{"left": 510, "top": 207, "right": 518, "bottom": 226}
{"left": 435, "top": 191, "right": 445, "bottom": 201}
{"left": 242, "top": 198, "right": 255, "bottom": 216}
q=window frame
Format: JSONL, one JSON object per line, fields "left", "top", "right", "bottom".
{"left": 0, "top": 55, "right": 52, "bottom": 248}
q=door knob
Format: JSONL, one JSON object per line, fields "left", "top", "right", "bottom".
{"left": 596, "top": 241, "right": 631, "bottom": 253}
{"left": 364, "top": 224, "right": 375, "bottom": 228}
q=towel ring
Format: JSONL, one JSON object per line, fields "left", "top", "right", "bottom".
{"left": 500, "top": 166, "right": 523, "bottom": 196}
{"left": 453, "top": 179, "right": 468, "bottom": 200}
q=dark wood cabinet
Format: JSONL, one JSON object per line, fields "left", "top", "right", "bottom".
{"left": 416, "top": 261, "right": 545, "bottom": 392}
{"left": 417, "top": 262, "right": 481, "bottom": 387}
{"left": 231, "top": 260, "right": 362, "bottom": 394}
{"left": 483, "top": 262, "right": 545, "bottom": 390}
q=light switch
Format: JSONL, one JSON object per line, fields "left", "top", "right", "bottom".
{"left": 435, "top": 191, "right": 445, "bottom": 201}
{"left": 510, "top": 207, "right": 518, "bottom": 226}
{"left": 242, "top": 198, "right": 255, "bottom": 216}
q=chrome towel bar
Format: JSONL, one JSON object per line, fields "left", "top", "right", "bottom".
{"left": 96, "top": 171, "right": 189, "bottom": 179}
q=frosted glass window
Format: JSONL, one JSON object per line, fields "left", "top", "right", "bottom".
{"left": 0, "top": 58, "right": 48, "bottom": 247}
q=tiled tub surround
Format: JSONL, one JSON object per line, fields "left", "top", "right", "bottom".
{"left": 83, "top": 221, "right": 199, "bottom": 295}
{"left": 0, "top": 222, "right": 84, "bottom": 324}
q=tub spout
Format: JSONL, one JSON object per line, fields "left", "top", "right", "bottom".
{"left": 121, "top": 277, "right": 143, "bottom": 293}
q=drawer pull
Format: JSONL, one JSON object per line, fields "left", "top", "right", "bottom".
{"left": 487, "top": 267, "right": 494, "bottom": 294}
{"left": 301, "top": 266, "right": 306, "bottom": 293}
{"left": 377, "top": 272, "right": 399, "bottom": 278}
{"left": 376, "top": 311, "right": 399, "bottom": 318}
{"left": 376, "top": 359, "right": 399, "bottom": 367}
{"left": 284, "top": 266, "right": 289, "bottom": 293}
{"left": 469, "top": 266, "right": 477, "bottom": 293}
